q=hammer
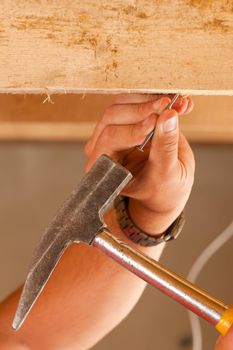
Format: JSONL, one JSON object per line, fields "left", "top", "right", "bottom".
{"left": 13, "top": 155, "right": 233, "bottom": 336}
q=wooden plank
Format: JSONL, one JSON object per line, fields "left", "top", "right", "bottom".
{"left": 0, "top": 94, "right": 232, "bottom": 142}
{"left": 0, "top": 1, "right": 233, "bottom": 94}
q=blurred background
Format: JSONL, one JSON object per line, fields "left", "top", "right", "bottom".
{"left": 0, "top": 94, "right": 232, "bottom": 349}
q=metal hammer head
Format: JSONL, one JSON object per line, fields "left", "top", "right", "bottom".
{"left": 12, "top": 155, "right": 132, "bottom": 331}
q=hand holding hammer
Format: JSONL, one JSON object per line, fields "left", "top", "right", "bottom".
{"left": 5, "top": 94, "right": 232, "bottom": 350}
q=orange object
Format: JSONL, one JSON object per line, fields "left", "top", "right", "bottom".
{"left": 216, "top": 305, "right": 233, "bottom": 336}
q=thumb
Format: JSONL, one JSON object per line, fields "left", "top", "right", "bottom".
{"left": 149, "top": 109, "right": 179, "bottom": 169}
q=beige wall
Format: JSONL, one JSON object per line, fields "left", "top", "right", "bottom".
{"left": 0, "top": 95, "right": 233, "bottom": 143}
{"left": 0, "top": 142, "right": 232, "bottom": 349}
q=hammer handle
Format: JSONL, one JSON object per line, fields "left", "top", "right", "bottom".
{"left": 93, "top": 229, "right": 233, "bottom": 335}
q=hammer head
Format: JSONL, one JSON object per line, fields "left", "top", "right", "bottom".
{"left": 13, "top": 155, "right": 132, "bottom": 331}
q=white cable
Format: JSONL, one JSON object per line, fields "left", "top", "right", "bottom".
{"left": 186, "top": 219, "right": 233, "bottom": 350}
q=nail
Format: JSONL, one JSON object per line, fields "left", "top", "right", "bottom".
{"left": 153, "top": 97, "right": 169, "bottom": 112}
{"left": 163, "top": 115, "right": 177, "bottom": 133}
{"left": 173, "top": 96, "right": 183, "bottom": 108}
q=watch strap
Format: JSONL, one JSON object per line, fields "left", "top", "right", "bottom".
{"left": 114, "top": 195, "right": 185, "bottom": 247}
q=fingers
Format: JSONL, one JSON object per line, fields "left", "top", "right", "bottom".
{"left": 171, "top": 96, "right": 193, "bottom": 114}
{"left": 174, "top": 97, "right": 189, "bottom": 114}
{"left": 85, "top": 115, "right": 156, "bottom": 172}
{"left": 184, "top": 97, "right": 194, "bottom": 114}
{"left": 85, "top": 93, "right": 194, "bottom": 176}
{"left": 86, "top": 94, "right": 194, "bottom": 156}
{"left": 85, "top": 97, "right": 170, "bottom": 156}
{"left": 113, "top": 93, "right": 194, "bottom": 115}
{"left": 149, "top": 109, "right": 179, "bottom": 170}
{"left": 113, "top": 93, "right": 165, "bottom": 104}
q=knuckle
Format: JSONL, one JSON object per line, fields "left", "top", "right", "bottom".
{"left": 84, "top": 141, "right": 91, "bottom": 156}
{"left": 136, "top": 103, "right": 145, "bottom": 116}
{"left": 100, "top": 125, "right": 114, "bottom": 144}
{"left": 102, "top": 106, "right": 114, "bottom": 123}
{"left": 129, "top": 124, "right": 138, "bottom": 138}
{"left": 179, "top": 160, "right": 189, "bottom": 184}
{"left": 178, "top": 158, "right": 195, "bottom": 190}
{"left": 136, "top": 102, "right": 151, "bottom": 117}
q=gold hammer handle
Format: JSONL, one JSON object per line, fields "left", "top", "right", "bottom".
{"left": 93, "top": 229, "right": 233, "bottom": 336}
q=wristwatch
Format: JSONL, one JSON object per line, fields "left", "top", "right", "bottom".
{"left": 114, "top": 195, "right": 185, "bottom": 247}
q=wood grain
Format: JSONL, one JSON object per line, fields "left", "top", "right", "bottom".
{"left": 0, "top": 94, "right": 232, "bottom": 143}
{"left": 0, "top": 1, "right": 233, "bottom": 94}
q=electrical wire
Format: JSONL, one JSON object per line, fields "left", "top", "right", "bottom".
{"left": 186, "top": 219, "right": 233, "bottom": 350}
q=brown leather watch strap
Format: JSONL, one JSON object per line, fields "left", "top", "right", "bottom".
{"left": 114, "top": 196, "right": 185, "bottom": 247}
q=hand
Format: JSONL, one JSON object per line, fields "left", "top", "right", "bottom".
{"left": 215, "top": 327, "right": 233, "bottom": 350}
{"left": 85, "top": 94, "right": 195, "bottom": 235}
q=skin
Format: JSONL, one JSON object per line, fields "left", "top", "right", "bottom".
{"left": 215, "top": 326, "right": 233, "bottom": 350}
{"left": 0, "top": 93, "right": 227, "bottom": 349}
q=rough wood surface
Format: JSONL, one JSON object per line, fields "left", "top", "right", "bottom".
{"left": 0, "top": 94, "right": 232, "bottom": 142}
{"left": 0, "top": 1, "right": 233, "bottom": 94}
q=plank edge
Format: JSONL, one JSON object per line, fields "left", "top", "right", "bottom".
{"left": 0, "top": 88, "right": 233, "bottom": 96}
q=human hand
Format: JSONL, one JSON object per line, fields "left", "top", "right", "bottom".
{"left": 85, "top": 94, "right": 195, "bottom": 235}
{"left": 215, "top": 327, "right": 233, "bottom": 350}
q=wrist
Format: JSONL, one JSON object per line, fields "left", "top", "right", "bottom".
{"left": 128, "top": 198, "right": 182, "bottom": 236}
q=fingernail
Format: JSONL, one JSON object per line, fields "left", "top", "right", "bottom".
{"left": 173, "top": 96, "right": 183, "bottom": 108}
{"left": 163, "top": 115, "right": 177, "bottom": 133}
{"left": 153, "top": 97, "right": 169, "bottom": 112}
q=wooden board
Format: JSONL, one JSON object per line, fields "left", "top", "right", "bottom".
{"left": 0, "top": 94, "right": 232, "bottom": 143}
{"left": 0, "top": 1, "right": 233, "bottom": 94}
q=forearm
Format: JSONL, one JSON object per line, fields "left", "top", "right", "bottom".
{"left": 0, "top": 209, "right": 165, "bottom": 350}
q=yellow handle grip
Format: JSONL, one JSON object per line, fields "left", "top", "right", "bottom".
{"left": 216, "top": 305, "right": 233, "bottom": 336}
